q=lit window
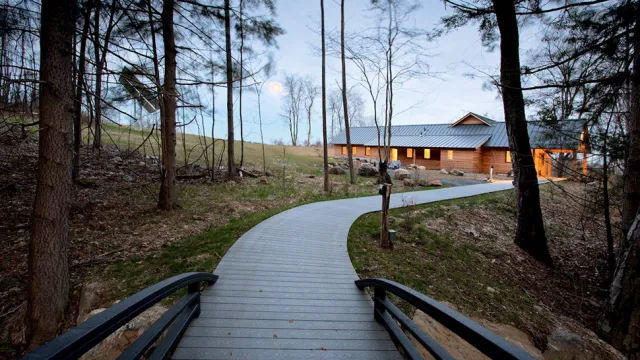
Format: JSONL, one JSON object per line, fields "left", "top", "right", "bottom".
{"left": 448, "top": 150, "right": 453, "bottom": 160}
{"left": 342, "top": 146, "right": 347, "bottom": 155}
{"left": 353, "top": 146, "right": 357, "bottom": 155}
{"left": 407, "top": 149, "right": 413, "bottom": 158}
{"left": 506, "top": 151, "right": 511, "bottom": 163}
{"left": 424, "top": 149, "right": 431, "bottom": 159}
{"left": 391, "top": 148, "right": 398, "bottom": 161}
{"left": 365, "top": 147, "right": 371, "bottom": 156}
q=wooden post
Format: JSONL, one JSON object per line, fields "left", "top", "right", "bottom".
{"left": 582, "top": 153, "right": 587, "bottom": 175}
{"left": 380, "top": 183, "right": 391, "bottom": 248}
{"left": 546, "top": 152, "right": 551, "bottom": 178}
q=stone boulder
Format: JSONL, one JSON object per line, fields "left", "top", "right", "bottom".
{"left": 358, "top": 164, "right": 378, "bottom": 177}
{"left": 412, "top": 309, "right": 542, "bottom": 360}
{"left": 403, "top": 178, "right": 417, "bottom": 187}
{"left": 329, "top": 166, "right": 346, "bottom": 175}
{"left": 450, "top": 169, "right": 464, "bottom": 176}
{"left": 418, "top": 177, "right": 443, "bottom": 187}
{"left": 259, "top": 177, "right": 269, "bottom": 185}
{"left": 77, "top": 282, "right": 105, "bottom": 325}
{"left": 440, "top": 169, "right": 449, "bottom": 174}
{"left": 416, "top": 166, "right": 426, "bottom": 171}
{"left": 394, "top": 169, "right": 411, "bottom": 180}
{"left": 80, "top": 305, "right": 168, "bottom": 360}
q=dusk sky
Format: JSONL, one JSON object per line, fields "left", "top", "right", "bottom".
{"left": 178, "top": 0, "right": 542, "bottom": 145}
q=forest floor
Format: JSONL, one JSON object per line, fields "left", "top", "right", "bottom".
{"left": 348, "top": 181, "right": 624, "bottom": 358}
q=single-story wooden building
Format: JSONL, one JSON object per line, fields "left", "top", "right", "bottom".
{"left": 330, "top": 112, "right": 590, "bottom": 176}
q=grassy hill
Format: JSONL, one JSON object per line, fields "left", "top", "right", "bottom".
{"left": 95, "top": 123, "right": 325, "bottom": 173}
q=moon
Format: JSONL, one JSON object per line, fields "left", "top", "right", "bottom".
{"left": 270, "top": 81, "right": 283, "bottom": 94}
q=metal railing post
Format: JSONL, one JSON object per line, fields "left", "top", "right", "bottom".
{"left": 373, "top": 286, "right": 386, "bottom": 323}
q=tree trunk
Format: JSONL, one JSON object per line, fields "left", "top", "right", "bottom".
{"left": 73, "top": 1, "right": 92, "bottom": 180}
{"left": 601, "top": 2, "right": 640, "bottom": 353}
{"left": 27, "top": 0, "right": 75, "bottom": 348}
{"left": 225, "top": 0, "right": 236, "bottom": 179}
{"left": 158, "top": 0, "right": 177, "bottom": 209}
{"left": 492, "top": 0, "right": 552, "bottom": 266}
{"left": 340, "top": 0, "right": 355, "bottom": 184}
{"left": 92, "top": 0, "right": 102, "bottom": 150}
{"left": 321, "top": 0, "right": 329, "bottom": 192}
{"left": 380, "top": 183, "right": 391, "bottom": 248}
{"left": 239, "top": 0, "right": 245, "bottom": 167}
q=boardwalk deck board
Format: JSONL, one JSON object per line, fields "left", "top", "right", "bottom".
{"left": 176, "top": 182, "right": 514, "bottom": 359}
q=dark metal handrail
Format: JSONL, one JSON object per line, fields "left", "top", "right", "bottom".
{"left": 24, "top": 272, "right": 218, "bottom": 360}
{"left": 355, "top": 278, "right": 536, "bottom": 360}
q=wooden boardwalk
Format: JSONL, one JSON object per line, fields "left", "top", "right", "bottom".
{"left": 173, "top": 182, "right": 514, "bottom": 359}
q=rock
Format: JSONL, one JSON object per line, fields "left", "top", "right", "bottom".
{"left": 80, "top": 305, "right": 167, "bottom": 360}
{"left": 450, "top": 169, "right": 464, "bottom": 176}
{"left": 259, "top": 177, "right": 269, "bottom": 184}
{"left": 358, "top": 164, "right": 378, "bottom": 177}
{"left": 394, "top": 169, "right": 410, "bottom": 180}
{"left": 112, "top": 156, "right": 122, "bottom": 163}
{"left": 77, "top": 282, "right": 104, "bottom": 324}
{"left": 507, "top": 169, "right": 514, "bottom": 177}
{"left": 406, "top": 164, "right": 417, "bottom": 170}
{"left": 440, "top": 169, "right": 449, "bottom": 174}
{"left": 412, "top": 309, "right": 542, "bottom": 360}
{"left": 329, "top": 166, "right": 346, "bottom": 175}
{"left": 265, "top": 170, "right": 274, "bottom": 177}
{"left": 403, "top": 178, "right": 416, "bottom": 187}
{"left": 417, "top": 177, "right": 443, "bottom": 187}
{"left": 417, "top": 166, "right": 426, "bottom": 170}
{"left": 122, "top": 174, "right": 133, "bottom": 182}
{"left": 138, "top": 161, "right": 146, "bottom": 166}
{"left": 544, "top": 327, "right": 600, "bottom": 360}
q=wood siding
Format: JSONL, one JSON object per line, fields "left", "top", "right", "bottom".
{"left": 482, "top": 148, "right": 512, "bottom": 174}
{"left": 440, "top": 149, "right": 483, "bottom": 173}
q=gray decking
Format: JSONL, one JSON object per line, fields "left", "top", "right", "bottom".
{"left": 173, "top": 182, "right": 514, "bottom": 359}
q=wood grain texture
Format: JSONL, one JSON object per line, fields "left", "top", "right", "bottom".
{"left": 176, "top": 183, "right": 516, "bottom": 359}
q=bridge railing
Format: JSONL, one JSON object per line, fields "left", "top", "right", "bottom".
{"left": 355, "top": 278, "right": 536, "bottom": 360}
{"left": 24, "top": 272, "right": 218, "bottom": 360}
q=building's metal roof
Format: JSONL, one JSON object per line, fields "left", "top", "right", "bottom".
{"left": 330, "top": 118, "right": 584, "bottom": 150}
{"left": 363, "top": 135, "right": 490, "bottom": 149}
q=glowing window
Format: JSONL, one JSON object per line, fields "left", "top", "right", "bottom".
{"left": 352, "top": 146, "right": 357, "bottom": 155}
{"left": 391, "top": 148, "right": 398, "bottom": 161}
{"left": 407, "top": 149, "right": 413, "bottom": 158}
{"left": 506, "top": 151, "right": 512, "bottom": 163}
{"left": 424, "top": 149, "right": 431, "bottom": 159}
{"left": 365, "top": 147, "right": 371, "bottom": 156}
{"left": 341, "top": 146, "right": 347, "bottom": 155}
{"left": 447, "top": 150, "right": 453, "bottom": 160}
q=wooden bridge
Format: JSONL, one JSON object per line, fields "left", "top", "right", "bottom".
{"left": 26, "top": 182, "right": 538, "bottom": 360}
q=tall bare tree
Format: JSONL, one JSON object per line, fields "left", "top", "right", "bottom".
{"left": 491, "top": 0, "right": 552, "bottom": 265}
{"left": 73, "top": 0, "right": 93, "bottom": 180}
{"left": 303, "top": 76, "right": 319, "bottom": 146}
{"left": 340, "top": 0, "right": 355, "bottom": 184}
{"left": 224, "top": 0, "right": 235, "bottom": 178}
{"left": 321, "top": 0, "right": 329, "bottom": 192}
{"left": 283, "top": 74, "right": 303, "bottom": 146}
{"left": 158, "top": 0, "right": 178, "bottom": 209}
{"left": 27, "top": 0, "right": 75, "bottom": 348}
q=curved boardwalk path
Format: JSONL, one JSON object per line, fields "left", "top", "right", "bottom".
{"left": 174, "top": 182, "right": 514, "bottom": 359}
